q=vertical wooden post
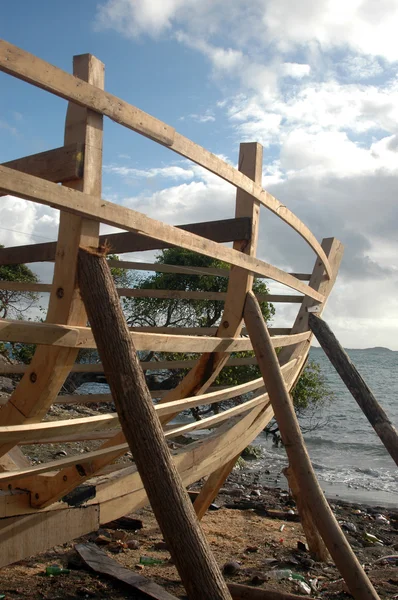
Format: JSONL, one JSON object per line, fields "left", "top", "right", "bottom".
{"left": 78, "top": 247, "right": 232, "bottom": 600}
{"left": 244, "top": 292, "right": 380, "bottom": 600}
{"left": 0, "top": 54, "right": 104, "bottom": 465}
{"left": 309, "top": 313, "right": 398, "bottom": 468}
{"left": 193, "top": 142, "right": 263, "bottom": 519}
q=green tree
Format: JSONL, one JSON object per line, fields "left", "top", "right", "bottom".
{"left": 0, "top": 245, "right": 39, "bottom": 319}
{"left": 123, "top": 247, "right": 333, "bottom": 422}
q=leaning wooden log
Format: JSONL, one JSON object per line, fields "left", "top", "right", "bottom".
{"left": 77, "top": 245, "right": 232, "bottom": 600}
{"left": 283, "top": 466, "right": 330, "bottom": 562}
{"left": 309, "top": 312, "right": 398, "bottom": 468}
{"left": 243, "top": 291, "right": 380, "bottom": 600}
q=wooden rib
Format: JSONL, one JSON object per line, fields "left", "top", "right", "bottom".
{"left": 0, "top": 361, "right": 298, "bottom": 449}
{"left": 0, "top": 405, "right": 272, "bottom": 565}
{"left": 0, "top": 356, "right": 260, "bottom": 375}
{"left": 0, "top": 282, "right": 304, "bottom": 305}
{"left": 0, "top": 318, "right": 310, "bottom": 352}
{"left": 0, "top": 166, "right": 324, "bottom": 301}
{"left": 108, "top": 259, "right": 229, "bottom": 277}
{"left": 0, "top": 54, "right": 105, "bottom": 463}
{"left": 107, "top": 259, "right": 311, "bottom": 282}
{"left": 0, "top": 41, "right": 174, "bottom": 146}
{"left": 20, "top": 429, "right": 118, "bottom": 444}
{"left": 0, "top": 40, "right": 331, "bottom": 277}
{"left": 0, "top": 217, "right": 252, "bottom": 265}
{"left": 130, "top": 326, "right": 291, "bottom": 335}
{"left": 0, "top": 144, "right": 84, "bottom": 198}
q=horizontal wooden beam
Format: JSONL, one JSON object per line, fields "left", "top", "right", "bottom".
{"left": 0, "top": 282, "right": 304, "bottom": 305}
{"left": 0, "top": 166, "right": 324, "bottom": 300}
{"left": 0, "top": 318, "right": 310, "bottom": 352}
{"left": 0, "top": 144, "right": 84, "bottom": 198}
{"left": 0, "top": 355, "right": 259, "bottom": 374}
{"left": 0, "top": 217, "right": 251, "bottom": 265}
{"left": 0, "top": 40, "right": 332, "bottom": 278}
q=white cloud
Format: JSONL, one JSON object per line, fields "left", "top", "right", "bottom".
{"left": 281, "top": 63, "right": 311, "bottom": 79}
{"left": 104, "top": 164, "right": 196, "bottom": 181}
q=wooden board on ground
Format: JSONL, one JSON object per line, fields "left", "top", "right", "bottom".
{"left": 75, "top": 543, "right": 179, "bottom": 600}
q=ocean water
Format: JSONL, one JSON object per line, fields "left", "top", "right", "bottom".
{"left": 249, "top": 347, "right": 398, "bottom": 507}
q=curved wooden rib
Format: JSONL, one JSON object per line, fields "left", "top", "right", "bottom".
{"left": 0, "top": 166, "right": 324, "bottom": 301}
{"left": 0, "top": 318, "right": 310, "bottom": 352}
{"left": 0, "top": 40, "right": 331, "bottom": 277}
{"left": 0, "top": 282, "right": 304, "bottom": 303}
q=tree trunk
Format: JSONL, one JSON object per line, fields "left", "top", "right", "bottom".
{"left": 77, "top": 246, "right": 231, "bottom": 600}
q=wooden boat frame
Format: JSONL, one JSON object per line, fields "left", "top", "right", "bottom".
{"left": 0, "top": 40, "right": 343, "bottom": 568}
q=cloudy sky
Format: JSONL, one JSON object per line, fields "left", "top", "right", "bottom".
{"left": 1, "top": 1, "right": 398, "bottom": 349}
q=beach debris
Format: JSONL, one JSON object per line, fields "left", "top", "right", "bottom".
{"left": 279, "top": 524, "right": 285, "bottom": 532}
{"left": 363, "top": 532, "right": 384, "bottom": 545}
{"left": 140, "top": 556, "right": 165, "bottom": 566}
{"left": 75, "top": 543, "right": 178, "bottom": 600}
{"left": 375, "top": 514, "right": 390, "bottom": 525}
{"left": 223, "top": 560, "right": 241, "bottom": 575}
{"left": 340, "top": 521, "right": 357, "bottom": 533}
{"left": 374, "top": 554, "right": 398, "bottom": 564}
{"left": 45, "top": 564, "right": 70, "bottom": 576}
{"left": 295, "top": 580, "right": 311, "bottom": 594}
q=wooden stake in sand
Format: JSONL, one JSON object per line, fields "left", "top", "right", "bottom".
{"left": 244, "top": 291, "right": 380, "bottom": 600}
{"left": 77, "top": 245, "right": 232, "bottom": 600}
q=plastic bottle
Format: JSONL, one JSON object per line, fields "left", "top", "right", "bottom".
{"left": 266, "top": 569, "right": 293, "bottom": 580}
{"left": 45, "top": 565, "right": 70, "bottom": 576}
{"left": 139, "top": 556, "right": 164, "bottom": 565}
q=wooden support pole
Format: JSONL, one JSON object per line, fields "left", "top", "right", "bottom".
{"left": 309, "top": 313, "right": 398, "bottom": 468}
{"left": 77, "top": 246, "right": 231, "bottom": 600}
{"left": 244, "top": 292, "right": 380, "bottom": 600}
{"left": 282, "top": 466, "right": 330, "bottom": 562}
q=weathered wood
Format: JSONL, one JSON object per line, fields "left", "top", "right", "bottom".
{"left": 75, "top": 543, "right": 179, "bottom": 600}
{"left": 309, "top": 313, "right": 398, "bottom": 468}
{"left": 283, "top": 466, "right": 330, "bottom": 562}
{"left": 0, "top": 166, "right": 324, "bottom": 301}
{"left": 77, "top": 246, "right": 231, "bottom": 600}
{"left": 244, "top": 292, "right": 380, "bottom": 600}
{"left": 0, "top": 217, "right": 252, "bottom": 265}
{"left": 0, "top": 144, "right": 84, "bottom": 196}
{"left": 75, "top": 543, "right": 306, "bottom": 600}
{"left": 0, "top": 40, "right": 332, "bottom": 277}
{"left": 194, "top": 454, "right": 240, "bottom": 520}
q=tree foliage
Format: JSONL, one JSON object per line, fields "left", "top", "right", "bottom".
{"left": 0, "top": 245, "right": 39, "bottom": 319}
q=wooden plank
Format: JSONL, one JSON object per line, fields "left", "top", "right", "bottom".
{"left": 0, "top": 40, "right": 174, "bottom": 146}
{"left": 244, "top": 292, "right": 380, "bottom": 600}
{"left": 0, "top": 54, "right": 104, "bottom": 463}
{"left": 309, "top": 313, "right": 398, "bottom": 468}
{"left": 0, "top": 41, "right": 332, "bottom": 277}
{"left": 0, "top": 143, "right": 84, "bottom": 195}
{"left": 0, "top": 217, "right": 252, "bottom": 265}
{"left": 0, "top": 282, "right": 304, "bottom": 306}
{"left": 0, "top": 166, "right": 325, "bottom": 301}
{"left": 76, "top": 543, "right": 179, "bottom": 600}
{"left": 277, "top": 237, "right": 344, "bottom": 391}
{"left": 0, "top": 318, "right": 310, "bottom": 352}
{"left": 0, "top": 506, "right": 100, "bottom": 568}
{"left": 228, "top": 583, "right": 312, "bottom": 600}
